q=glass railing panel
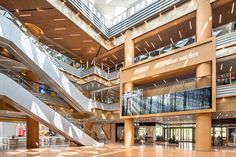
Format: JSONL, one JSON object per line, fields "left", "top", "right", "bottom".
{"left": 216, "top": 72, "right": 236, "bottom": 86}
{"left": 0, "top": 68, "right": 101, "bottom": 141}
{"left": 0, "top": 6, "right": 121, "bottom": 82}
{"left": 213, "top": 22, "right": 236, "bottom": 38}
{"left": 133, "top": 36, "right": 196, "bottom": 64}
{"left": 109, "top": 0, "right": 159, "bottom": 27}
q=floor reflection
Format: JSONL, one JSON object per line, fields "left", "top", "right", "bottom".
{"left": 0, "top": 143, "right": 236, "bottom": 157}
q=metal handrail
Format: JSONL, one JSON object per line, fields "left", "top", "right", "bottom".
{"left": 0, "top": 68, "right": 101, "bottom": 142}
{"left": 132, "top": 75, "right": 212, "bottom": 93}
{"left": 0, "top": 6, "right": 120, "bottom": 82}
{"left": 133, "top": 36, "right": 195, "bottom": 64}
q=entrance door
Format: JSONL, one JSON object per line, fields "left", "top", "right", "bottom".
{"left": 164, "top": 127, "right": 194, "bottom": 142}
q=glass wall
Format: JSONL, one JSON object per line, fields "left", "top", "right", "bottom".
{"left": 122, "top": 87, "right": 212, "bottom": 116}
{"left": 164, "top": 127, "right": 195, "bottom": 142}
{"left": 212, "top": 125, "right": 236, "bottom": 147}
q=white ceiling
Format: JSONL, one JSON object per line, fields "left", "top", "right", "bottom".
{"left": 89, "top": 0, "right": 139, "bottom": 20}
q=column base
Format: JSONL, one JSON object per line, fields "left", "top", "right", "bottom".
{"left": 195, "top": 113, "right": 212, "bottom": 151}
{"left": 124, "top": 118, "right": 134, "bottom": 146}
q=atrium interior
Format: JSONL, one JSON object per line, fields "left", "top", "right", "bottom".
{"left": 0, "top": 0, "right": 236, "bottom": 156}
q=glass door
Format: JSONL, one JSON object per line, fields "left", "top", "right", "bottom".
{"left": 164, "top": 127, "right": 194, "bottom": 142}
{"left": 228, "top": 127, "right": 236, "bottom": 146}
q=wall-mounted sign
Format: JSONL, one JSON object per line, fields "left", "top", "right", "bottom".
{"left": 166, "top": 52, "right": 198, "bottom": 65}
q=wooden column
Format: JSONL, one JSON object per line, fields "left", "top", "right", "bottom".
{"left": 26, "top": 117, "right": 39, "bottom": 148}
{"left": 195, "top": 0, "right": 212, "bottom": 151}
{"left": 123, "top": 30, "right": 135, "bottom": 146}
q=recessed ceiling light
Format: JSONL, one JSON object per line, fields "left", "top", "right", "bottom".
{"left": 219, "top": 14, "right": 222, "bottom": 24}
{"left": 83, "top": 40, "right": 93, "bottom": 43}
{"left": 144, "top": 48, "right": 148, "bottom": 53}
{"left": 71, "top": 48, "right": 81, "bottom": 51}
{"left": 112, "top": 54, "right": 118, "bottom": 60}
{"left": 170, "top": 38, "right": 174, "bottom": 44}
{"left": 179, "top": 30, "right": 182, "bottom": 38}
{"left": 231, "top": 2, "right": 235, "bottom": 14}
{"left": 230, "top": 66, "right": 233, "bottom": 72}
{"left": 15, "top": 9, "right": 19, "bottom": 13}
{"left": 53, "top": 18, "right": 66, "bottom": 21}
{"left": 54, "top": 28, "right": 66, "bottom": 31}
{"left": 189, "top": 21, "right": 192, "bottom": 30}
{"left": 19, "top": 14, "right": 32, "bottom": 17}
{"left": 145, "top": 41, "right": 150, "bottom": 47}
{"left": 136, "top": 46, "right": 141, "bottom": 52}
{"left": 151, "top": 42, "right": 155, "bottom": 48}
{"left": 69, "top": 33, "right": 80, "bottom": 36}
{"left": 158, "top": 34, "right": 162, "bottom": 41}
{"left": 53, "top": 37, "right": 64, "bottom": 40}
{"left": 88, "top": 50, "right": 94, "bottom": 53}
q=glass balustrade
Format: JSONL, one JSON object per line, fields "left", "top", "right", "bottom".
{"left": 0, "top": 6, "right": 120, "bottom": 82}
{"left": 0, "top": 68, "right": 101, "bottom": 141}
{"left": 109, "top": 0, "right": 158, "bottom": 27}
{"left": 217, "top": 72, "right": 236, "bottom": 85}
{"left": 133, "top": 21, "right": 236, "bottom": 65}
{"left": 133, "top": 36, "right": 196, "bottom": 64}
{"left": 78, "top": 0, "right": 160, "bottom": 27}
{"left": 122, "top": 76, "right": 212, "bottom": 116}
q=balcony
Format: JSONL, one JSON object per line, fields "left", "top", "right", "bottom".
{"left": 68, "top": 0, "right": 188, "bottom": 37}
{"left": 216, "top": 72, "right": 236, "bottom": 98}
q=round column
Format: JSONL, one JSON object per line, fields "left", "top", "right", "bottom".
{"left": 195, "top": 113, "right": 212, "bottom": 151}
{"left": 123, "top": 29, "right": 135, "bottom": 146}
{"left": 196, "top": 0, "right": 212, "bottom": 151}
{"left": 196, "top": 0, "right": 212, "bottom": 42}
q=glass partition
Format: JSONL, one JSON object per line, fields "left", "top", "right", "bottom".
{"left": 122, "top": 75, "right": 212, "bottom": 116}
{"left": 122, "top": 87, "right": 212, "bottom": 116}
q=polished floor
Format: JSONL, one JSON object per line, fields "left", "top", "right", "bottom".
{"left": 1, "top": 144, "right": 236, "bottom": 157}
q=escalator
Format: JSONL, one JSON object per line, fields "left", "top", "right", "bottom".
{"left": 0, "top": 6, "right": 119, "bottom": 113}
{"left": 0, "top": 70, "right": 103, "bottom": 146}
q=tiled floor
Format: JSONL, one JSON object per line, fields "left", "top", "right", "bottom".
{"left": 0, "top": 144, "right": 236, "bottom": 157}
